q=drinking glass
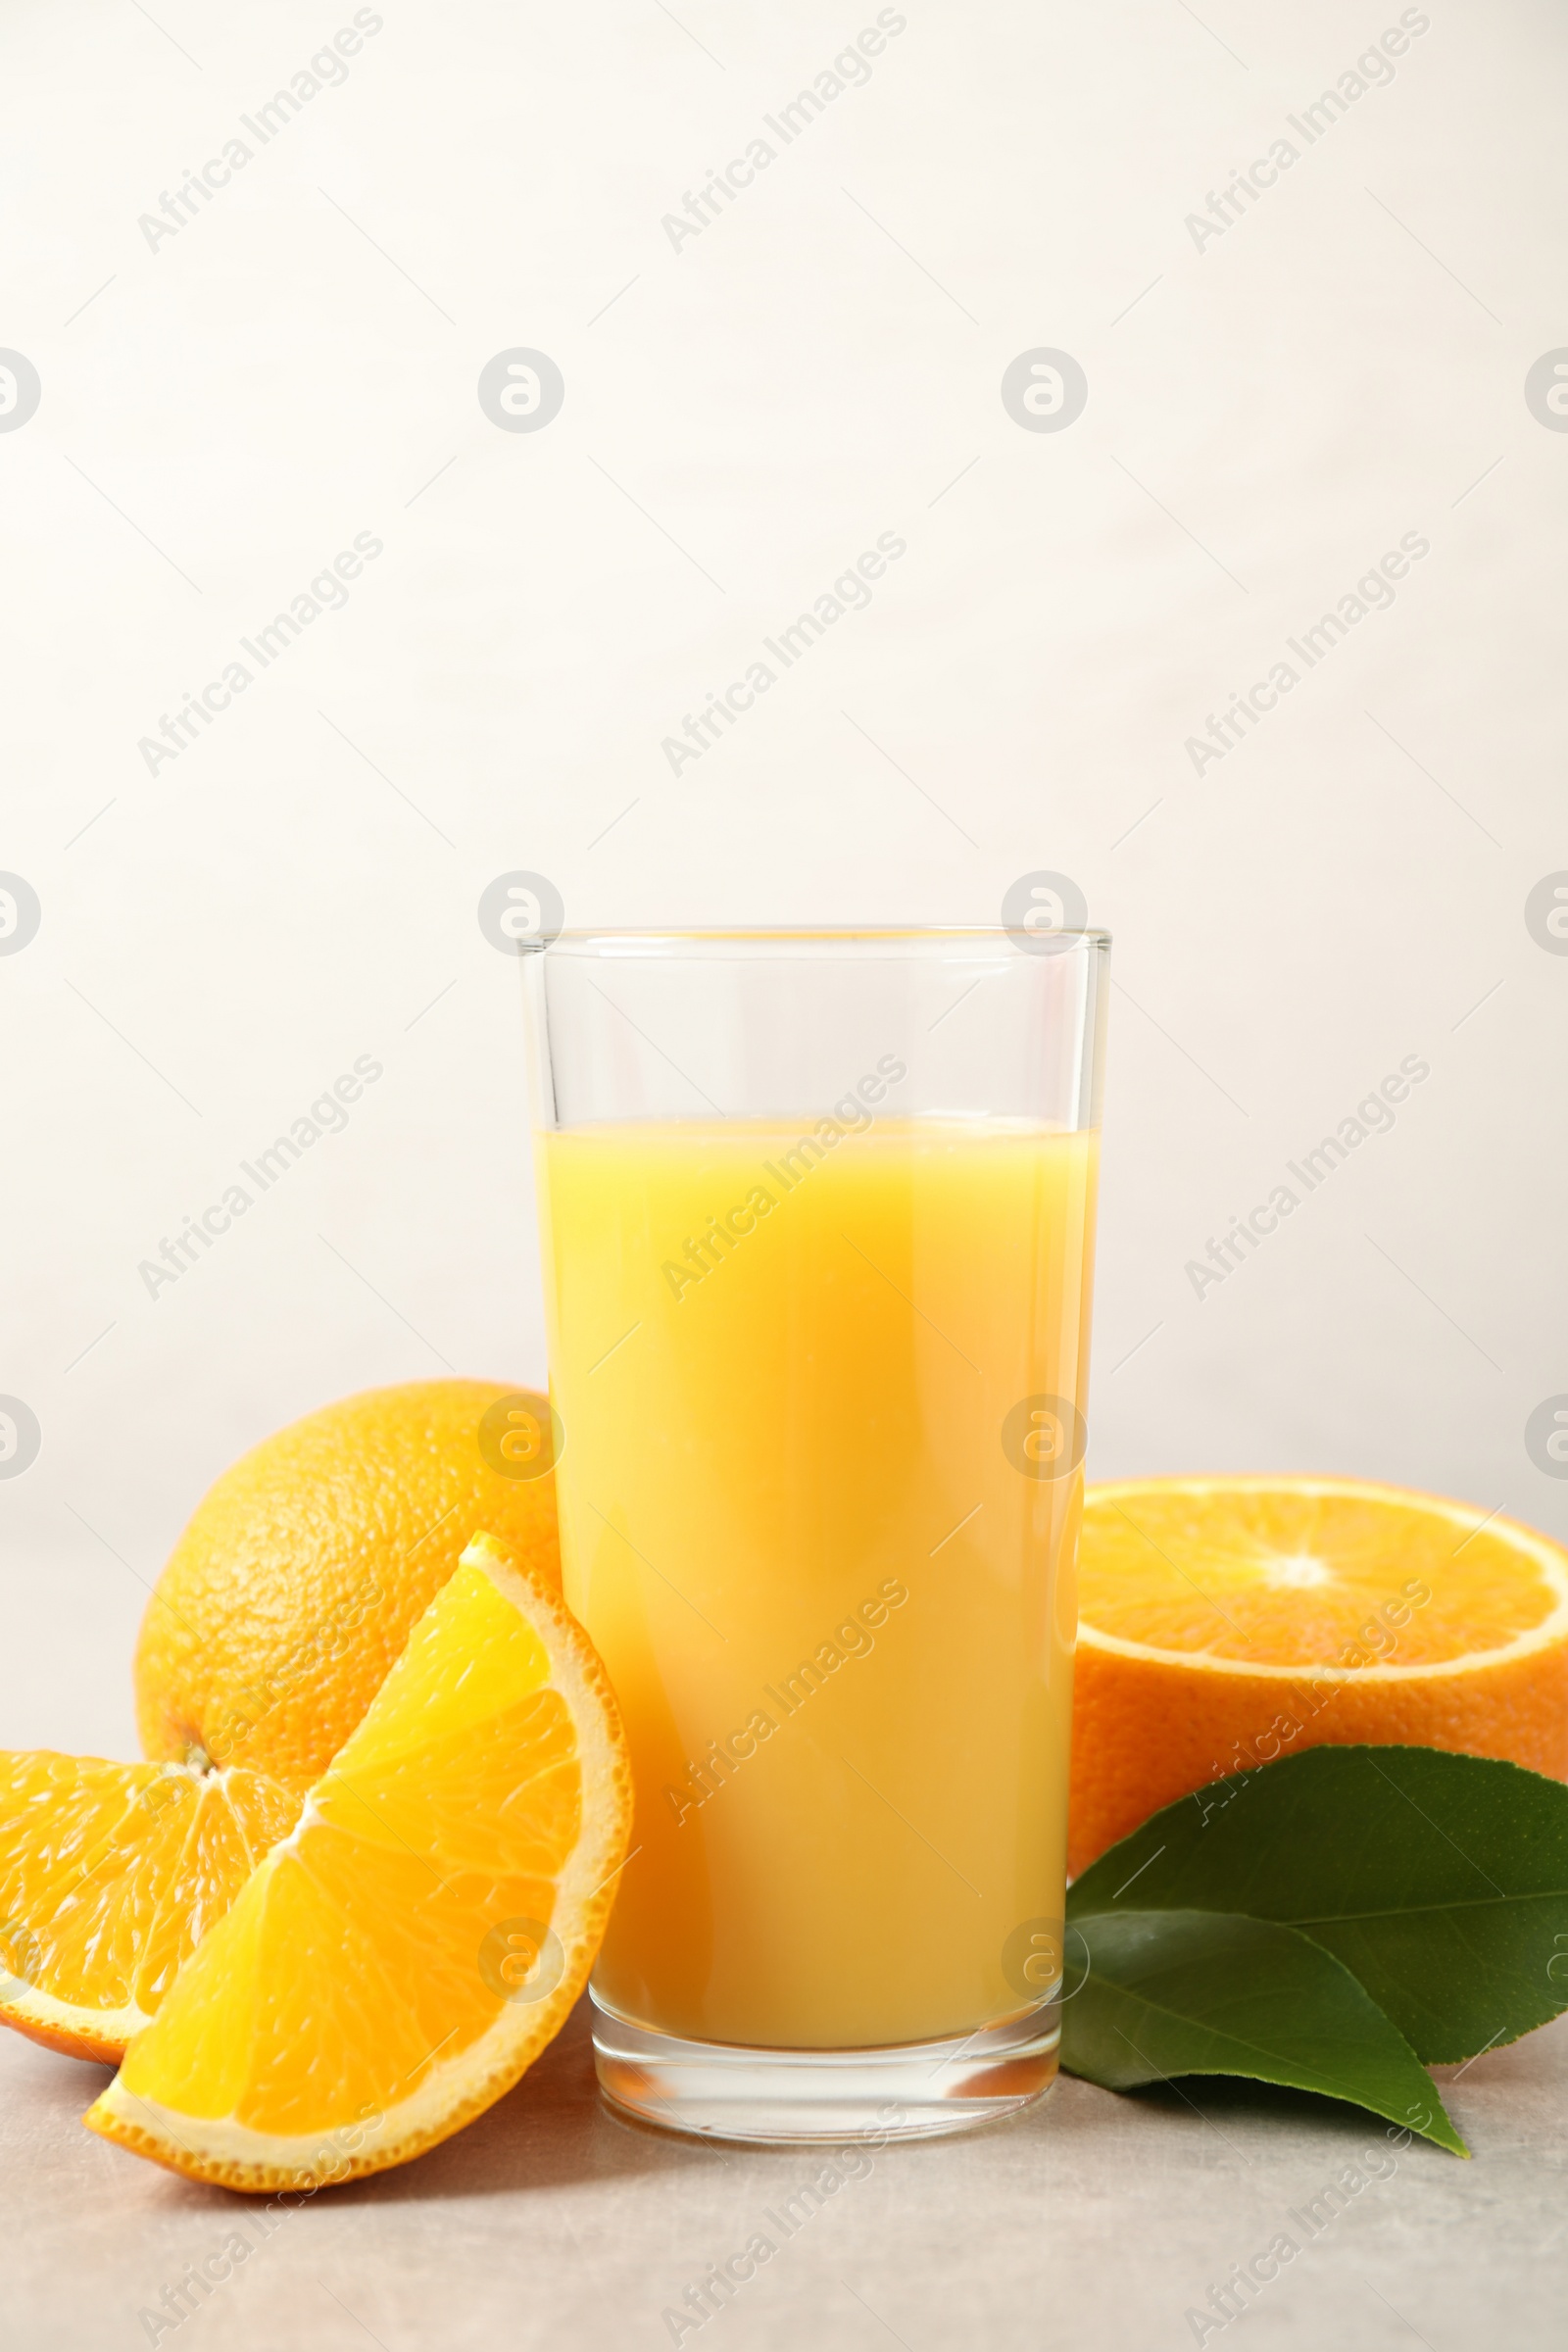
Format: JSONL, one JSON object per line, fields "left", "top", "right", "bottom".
{"left": 523, "top": 926, "right": 1108, "bottom": 2141}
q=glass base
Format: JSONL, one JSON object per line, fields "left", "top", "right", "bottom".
{"left": 590, "top": 1992, "right": 1059, "bottom": 2144}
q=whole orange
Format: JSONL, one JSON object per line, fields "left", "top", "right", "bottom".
{"left": 134, "top": 1380, "right": 561, "bottom": 1786}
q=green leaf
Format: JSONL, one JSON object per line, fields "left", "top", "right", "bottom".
{"left": 1060, "top": 1907, "right": 1468, "bottom": 2155}
{"left": 1068, "top": 1745, "right": 1568, "bottom": 2063}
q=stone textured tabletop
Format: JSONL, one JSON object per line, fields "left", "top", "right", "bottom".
{"left": 4, "top": 2001, "right": 1563, "bottom": 2349}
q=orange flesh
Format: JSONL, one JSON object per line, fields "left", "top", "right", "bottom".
{"left": 0, "top": 1754, "right": 301, "bottom": 2055}
{"left": 1080, "top": 1482, "right": 1563, "bottom": 1667}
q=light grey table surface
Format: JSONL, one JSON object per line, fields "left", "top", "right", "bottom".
{"left": 3, "top": 1999, "right": 1564, "bottom": 2351}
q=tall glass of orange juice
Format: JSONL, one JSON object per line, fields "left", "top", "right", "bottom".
{"left": 522, "top": 926, "right": 1108, "bottom": 2140}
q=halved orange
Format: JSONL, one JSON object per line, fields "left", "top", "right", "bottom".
{"left": 1070, "top": 1476, "right": 1568, "bottom": 1874}
{"left": 85, "top": 1534, "right": 631, "bottom": 2190}
{"left": 0, "top": 1754, "right": 302, "bottom": 2060}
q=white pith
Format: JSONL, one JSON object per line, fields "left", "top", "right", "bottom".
{"left": 1261, "top": 1552, "right": 1333, "bottom": 1591}
{"left": 1, "top": 1984, "right": 151, "bottom": 2044}
{"left": 1077, "top": 1477, "right": 1568, "bottom": 1678}
{"left": 94, "top": 1977, "right": 560, "bottom": 2168}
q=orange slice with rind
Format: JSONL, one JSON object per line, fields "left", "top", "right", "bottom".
{"left": 1070, "top": 1476, "right": 1568, "bottom": 1874}
{"left": 0, "top": 1753, "right": 301, "bottom": 2061}
{"left": 85, "top": 1533, "right": 631, "bottom": 2190}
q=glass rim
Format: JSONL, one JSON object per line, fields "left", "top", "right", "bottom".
{"left": 539, "top": 924, "right": 1112, "bottom": 952}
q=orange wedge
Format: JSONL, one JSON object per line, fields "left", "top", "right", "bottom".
{"left": 1070, "top": 1476, "right": 1568, "bottom": 1874}
{"left": 85, "top": 1534, "right": 631, "bottom": 2191}
{"left": 0, "top": 1754, "right": 301, "bottom": 2061}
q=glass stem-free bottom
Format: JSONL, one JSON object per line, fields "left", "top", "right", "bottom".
{"left": 590, "top": 1992, "right": 1059, "bottom": 2144}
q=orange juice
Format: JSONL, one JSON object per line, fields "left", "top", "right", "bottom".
{"left": 536, "top": 1108, "right": 1098, "bottom": 2049}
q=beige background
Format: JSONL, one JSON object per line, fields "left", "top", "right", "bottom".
{"left": 7, "top": 0, "right": 1567, "bottom": 1761}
